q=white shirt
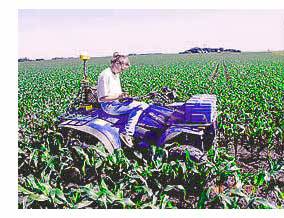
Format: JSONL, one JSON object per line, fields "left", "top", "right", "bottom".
{"left": 97, "top": 67, "right": 122, "bottom": 102}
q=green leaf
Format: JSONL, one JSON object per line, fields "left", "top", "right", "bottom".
{"left": 55, "top": 188, "right": 67, "bottom": 202}
{"left": 164, "top": 185, "right": 186, "bottom": 196}
{"left": 230, "top": 189, "right": 247, "bottom": 198}
{"left": 75, "top": 200, "right": 93, "bottom": 209}
{"left": 117, "top": 198, "right": 135, "bottom": 207}
{"left": 160, "top": 195, "right": 169, "bottom": 209}
{"left": 95, "top": 159, "right": 103, "bottom": 169}
{"left": 274, "top": 186, "right": 284, "bottom": 200}
{"left": 29, "top": 194, "right": 49, "bottom": 202}
{"left": 18, "top": 185, "right": 34, "bottom": 195}
{"left": 254, "top": 198, "right": 275, "bottom": 209}
{"left": 220, "top": 193, "right": 232, "bottom": 208}
{"left": 197, "top": 188, "right": 210, "bottom": 208}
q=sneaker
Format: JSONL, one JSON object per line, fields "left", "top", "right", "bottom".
{"left": 120, "top": 133, "right": 134, "bottom": 148}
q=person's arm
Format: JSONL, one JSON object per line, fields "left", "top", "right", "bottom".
{"left": 99, "top": 92, "right": 129, "bottom": 102}
{"left": 99, "top": 94, "right": 120, "bottom": 102}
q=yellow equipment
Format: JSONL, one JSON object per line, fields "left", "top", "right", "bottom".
{"left": 80, "top": 54, "right": 90, "bottom": 61}
{"left": 71, "top": 53, "right": 99, "bottom": 110}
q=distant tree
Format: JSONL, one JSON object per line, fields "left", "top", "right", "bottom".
{"left": 52, "top": 57, "right": 64, "bottom": 60}
{"left": 18, "top": 57, "right": 31, "bottom": 62}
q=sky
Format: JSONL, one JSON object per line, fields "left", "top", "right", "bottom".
{"left": 18, "top": 9, "right": 284, "bottom": 59}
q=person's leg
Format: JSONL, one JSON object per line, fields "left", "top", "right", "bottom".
{"left": 101, "top": 100, "right": 134, "bottom": 115}
{"left": 102, "top": 100, "right": 148, "bottom": 119}
{"left": 124, "top": 101, "right": 149, "bottom": 136}
{"left": 101, "top": 100, "right": 149, "bottom": 147}
{"left": 119, "top": 101, "right": 148, "bottom": 147}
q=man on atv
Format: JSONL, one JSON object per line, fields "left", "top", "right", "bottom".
{"left": 97, "top": 52, "right": 149, "bottom": 147}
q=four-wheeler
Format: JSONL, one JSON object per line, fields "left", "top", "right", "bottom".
{"left": 58, "top": 55, "right": 218, "bottom": 162}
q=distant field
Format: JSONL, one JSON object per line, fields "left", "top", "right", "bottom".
{"left": 18, "top": 52, "right": 284, "bottom": 209}
{"left": 272, "top": 51, "right": 284, "bottom": 56}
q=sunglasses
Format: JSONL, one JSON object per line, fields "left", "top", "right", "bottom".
{"left": 119, "top": 61, "right": 130, "bottom": 67}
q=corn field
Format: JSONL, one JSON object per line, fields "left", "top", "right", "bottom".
{"left": 18, "top": 52, "right": 284, "bottom": 208}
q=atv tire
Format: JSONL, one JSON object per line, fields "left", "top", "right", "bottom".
{"left": 169, "top": 145, "right": 208, "bottom": 163}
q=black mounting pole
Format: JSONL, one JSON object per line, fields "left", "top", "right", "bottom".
{"left": 83, "top": 60, "right": 87, "bottom": 80}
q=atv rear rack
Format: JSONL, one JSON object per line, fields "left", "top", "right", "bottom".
{"left": 59, "top": 114, "right": 97, "bottom": 126}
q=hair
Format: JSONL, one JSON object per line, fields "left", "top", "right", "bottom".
{"left": 111, "top": 52, "right": 129, "bottom": 65}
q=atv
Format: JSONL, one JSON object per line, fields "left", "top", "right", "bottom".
{"left": 58, "top": 55, "right": 218, "bottom": 162}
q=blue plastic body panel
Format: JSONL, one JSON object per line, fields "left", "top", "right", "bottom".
{"left": 87, "top": 120, "right": 121, "bottom": 149}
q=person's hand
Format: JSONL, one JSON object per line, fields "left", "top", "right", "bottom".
{"left": 119, "top": 92, "right": 129, "bottom": 99}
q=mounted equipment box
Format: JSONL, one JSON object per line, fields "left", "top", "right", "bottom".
{"left": 185, "top": 94, "right": 217, "bottom": 124}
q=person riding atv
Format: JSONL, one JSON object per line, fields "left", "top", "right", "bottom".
{"left": 97, "top": 52, "right": 149, "bottom": 147}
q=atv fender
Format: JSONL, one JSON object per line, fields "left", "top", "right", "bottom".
{"left": 158, "top": 125, "right": 204, "bottom": 146}
{"left": 59, "top": 119, "right": 121, "bottom": 153}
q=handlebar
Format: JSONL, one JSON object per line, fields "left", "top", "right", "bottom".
{"left": 118, "top": 87, "right": 178, "bottom": 105}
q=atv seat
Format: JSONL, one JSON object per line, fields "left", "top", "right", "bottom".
{"left": 95, "top": 108, "right": 129, "bottom": 125}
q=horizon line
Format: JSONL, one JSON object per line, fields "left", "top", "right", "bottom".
{"left": 18, "top": 49, "right": 283, "bottom": 60}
